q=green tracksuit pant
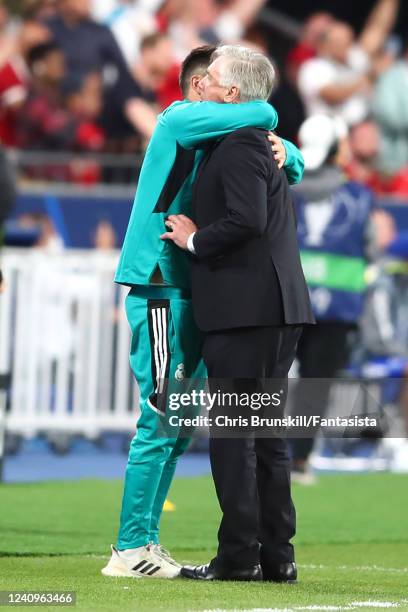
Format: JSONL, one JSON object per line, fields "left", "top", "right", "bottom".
{"left": 117, "top": 286, "right": 205, "bottom": 550}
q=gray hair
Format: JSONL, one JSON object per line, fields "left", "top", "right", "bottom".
{"left": 212, "top": 45, "right": 275, "bottom": 102}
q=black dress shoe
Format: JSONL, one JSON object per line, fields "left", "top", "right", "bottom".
{"left": 262, "top": 561, "right": 298, "bottom": 583}
{"left": 181, "top": 559, "right": 263, "bottom": 581}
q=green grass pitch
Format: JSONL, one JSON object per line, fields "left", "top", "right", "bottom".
{"left": 0, "top": 473, "right": 407, "bottom": 611}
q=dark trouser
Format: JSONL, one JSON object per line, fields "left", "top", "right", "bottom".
{"left": 202, "top": 325, "right": 302, "bottom": 569}
{"left": 290, "top": 322, "right": 355, "bottom": 463}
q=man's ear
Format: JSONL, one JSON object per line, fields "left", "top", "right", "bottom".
{"left": 191, "top": 75, "right": 202, "bottom": 95}
{"left": 223, "top": 86, "right": 240, "bottom": 103}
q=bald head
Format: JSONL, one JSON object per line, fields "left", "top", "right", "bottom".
{"left": 319, "top": 21, "right": 355, "bottom": 64}
{"left": 302, "top": 12, "right": 334, "bottom": 49}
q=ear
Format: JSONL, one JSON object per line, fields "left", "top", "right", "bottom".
{"left": 191, "top": 75, "right": 201, "bottom": 94}
{"left": 223, "top": 86, "right": 240, "bottom": 103}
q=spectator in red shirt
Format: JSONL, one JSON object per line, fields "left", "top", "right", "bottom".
{"left": 346, "top": 121, "right": 383, "bottom": 191}
{"left": 288, "top": 13, "right": 334, "bottom": 67}
{"left": 0, "top": 20, "right": 51, "bottom": 146}
{"left": 63, "top": 72, "right": 105, "bottom": 151}
{"left": 19, "top": 42, "right": 105, "bottom": 152}
{"left": 133, "top": 33, "right": 180, "bottom": 109}
{"left": 16, "top": 41, "right": 69, "bottom": 150}
{"left": 62, "top": 72, "right": 106, "bottom": 184}
{"left": 346, "top": 121, "right": 408, "bottom": 197}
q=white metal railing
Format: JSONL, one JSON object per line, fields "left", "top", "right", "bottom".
{"left": 7, "top": 149, "right": 143, "bottom": 190}
{"left": 0, "top": 247, "right": 391, "bottom": 457}
{"left": 0, "top": 248, "right": 139, "bottom": 438}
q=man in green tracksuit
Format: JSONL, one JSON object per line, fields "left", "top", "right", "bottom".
{"left": 102, "top": 44, "right": 305, "bottom": 579}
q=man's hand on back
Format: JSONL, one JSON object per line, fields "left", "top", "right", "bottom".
{"left": 268, "top": 132, "right": 287, "bottom": 168}
{"left": 161, "top": 214, "right": 198, "bottom": 251}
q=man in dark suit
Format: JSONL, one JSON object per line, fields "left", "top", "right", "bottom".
{"left": 162, "top": 46, "right": 314, "bottom": 582}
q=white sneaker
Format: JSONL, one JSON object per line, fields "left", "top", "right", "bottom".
{"left": 101, "top": 545, "right": 180, "bottom": 578}
{"left": 150, "top": 544, "right": 181, "bottom": 568}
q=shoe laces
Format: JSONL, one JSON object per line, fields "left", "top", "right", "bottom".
{"left": 150, "top": 544, "right": 179, "bottom": 566}
{"left": 150, "top": 543, "right": 169, "bottom": 556}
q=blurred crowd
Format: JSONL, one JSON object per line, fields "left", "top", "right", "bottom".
{"left": 0, "top": 0, "right": 269, "bottom": 157}
{"left": 0, "top": 0, "right": 407, "bottom": 195}
{"left": 280, "top": 0, "right": 408, "bottom": 197}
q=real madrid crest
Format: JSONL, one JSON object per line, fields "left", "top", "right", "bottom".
{"left": 175, "top": 363, "right": 185, "bottom": 381}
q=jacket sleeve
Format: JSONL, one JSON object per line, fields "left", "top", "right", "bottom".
{"left": 166, "top": 101, "right": 278, "bottom": 149}
{"left": 193, "top": 132, "right": 269, "bottom": 260}
{"left": 282, "top": 138, "right": 305, "bottom": 185}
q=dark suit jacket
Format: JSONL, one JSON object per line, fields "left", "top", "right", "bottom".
{"left": 190, "top": 127, "right": 315, "bottom": 332}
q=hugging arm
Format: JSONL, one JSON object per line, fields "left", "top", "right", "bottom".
{"left": 166, "top": 101, "right": 278, "bottom": 149}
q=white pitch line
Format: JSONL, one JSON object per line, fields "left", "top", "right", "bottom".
{"left": 296, "top": 607, "right": 353, "bottom": 611}
{"left": 299, "top": 564, "right": 408, "bottom": 575}
{"left": 85, "top": 557, "right": 408, "bottom": 575}
{"left": 199, "top": 609, "right": 341, "bottom": 612}
{"left": 294, "top": 605, "right": 355, "bottom": 610}
{"left": 87, "top": 559, "right": 408, "bottom": 574}
{"left": 351, "top": 603, "right": 400, "bottom": 608}
{"left": 200, "top": 601, "right": 408, "bottom": 612}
